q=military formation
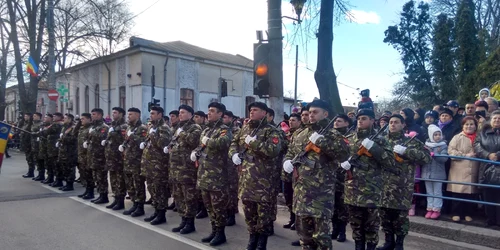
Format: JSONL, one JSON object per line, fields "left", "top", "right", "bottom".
{"left": 18, "top": 99, "right": 430, "bottom": 250}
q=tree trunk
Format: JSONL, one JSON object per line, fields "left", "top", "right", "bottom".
{"left": 267, "top": 0, "right": 284, "bottom": 121}
{"left": 315, "top": 0, "right": 343, "bottom": 116}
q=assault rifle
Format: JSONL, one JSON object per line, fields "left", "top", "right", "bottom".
{"left": 347, "top": 124, "right": 388, "bottom": 180}
{"left": 290, "top": 118, "right": 335, "bottom": 166}
{"left": 168, "top": 120, "right": 191, "bottom": 149}
{"left": 194, "top": 119, "right": 221, "bottom": 168}
{"left": 394, "top": 134, "right": 417, "bottom": 163}
{"left": 237, "top": 117, "right": 266, "bottom": 162}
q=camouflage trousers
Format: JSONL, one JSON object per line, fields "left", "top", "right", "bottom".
{"left": 242, "top": 200, "right": 273, "bottom": 236}
{"left": 379, "top": 207, "right": 410, "bottom": 236}
{"left": 110, "top": 170, "right": 127, "bottom": 197}
{"left": 36, "top": 159, "right": 45, "bottom": 172}
{"left": 92, "top": 168, "right": 108, "bottom": 194}
{"left": 201, "top": 189, "right": 229, "bottom": 227}
{"left": 270, "top": 175, "right": 280, "bottom": 221}
{"left": 148, "top": 176, "right": 170, "bottom": 210}
{"left": 348, "top": 205, "right": 380, "bottom": 244}
{"left": 54, "top": 159, "right": 64, "bottom": 180}
{"left": 45, "top": 157, "right": 57, "bottom": 177}
{"left": 78, "top": 162, "right": 94, "bottom": 188}
{"left": 124, "top": 168, "right": 146, "bottom": 203}
{"left": 24, "top": 148, "right": 35, "bottom": 171}
{"left": 283, "top": 181, "right": 293, "bottom": 211}
{"left": 296, "top": 215, "right": 332, "bottom": 250}
{"left": 61, "top": 161, "right": 76, "bottom": 183}
{"left": 173, "top": 183, "right": 197, "bottom": 218}
{"left": 227, "top": 164, "right": 239, "bottom": 213}
{"left": 332, "top": 191, "right": 348, "bottom": 224}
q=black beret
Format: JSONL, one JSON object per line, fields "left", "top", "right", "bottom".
{"left": 65, "top": 113, "right": 74, "bottom": 119}
{"left": 127, "top": 107, "right": 141, "bottom": 114}
{"left": 248, "top": 102, "right": 268, "bottom": 112}
{"left": 440, "top": 108, "right": 454, "bottom": 117}
{"left": 308, "top": 99, "right": 331, "bottom": 113}
{"left": 208, "top": 102, "right": 226, "bottom": 113}
{"left": 194, "top": 111, "right": 206, "bottom": 117}
{"left": 224, "top": 110, "right": 234, "bottom": 118}
{"left": 289, "top": 113, "right": 301, "bottom": 120}
{"left": 81, "top": 113, "right": 91, "bottom": 119}
{"left": 91, "top": 108, "right": 103, "bottom": 115}
{"left": 334, "top": 114, "right": 352, "bottom": 127}
{"left": 151, "top": 106, "right": 164, "bottom": 114}
{"left": 267, "top": 108, "right": 275, "bottom": 117}
{"left": 24, "top": 112, "right": 32, "bottom": 116}
{"left": 112, "top": 107, "right": 126, "bottom": 115}
{"left": 178, "top": 105, "right": 194, "bottom": 114}
{"left": 34, "top": 112, "right": 43, "bottom": 118}
{"left": 356, "top": 109, "right": 375, "bottom": 119}
{"left": 389, "top": 114, "right": 405, "bottom": 123}
{"left": 45, "top": 114, "right": 53, "bottom": 118}
{"left": 53, "top": 112, "right": 63, "bottom": 118}
{"left": 169, "top": 110, "right": 179, "bottom": 116}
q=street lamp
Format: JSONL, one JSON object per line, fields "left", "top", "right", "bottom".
{"left": 64, "top": 72, "right": 71, "bottom": 111}
{"left": 290, "top": 0, "right": 306, "bottom": 21}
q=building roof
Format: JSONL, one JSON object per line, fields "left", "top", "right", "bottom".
{"left": 130, "top": 37, "right": 253, "bottom": 68}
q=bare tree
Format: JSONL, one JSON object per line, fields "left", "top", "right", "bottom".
{"left": 0, "top": 1, "right": 16, "bottom": 120}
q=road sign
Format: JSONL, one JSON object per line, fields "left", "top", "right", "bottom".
{"left": 48, "top": 89, "right": 59, "bottom": 101}
{"left": 57, "top": 84, "right": 68, "bottom": 96}
{"left": 60, "top": 98, "right": 68, "bottom": 103}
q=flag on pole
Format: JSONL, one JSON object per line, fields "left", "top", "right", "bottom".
{"left": 26, "top": 56, "right": 38, "bottom": 77}
{"left": 0, "top": 122, "right": 12, "bottom": 173}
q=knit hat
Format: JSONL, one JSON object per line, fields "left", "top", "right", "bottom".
{"left": 427, "top": 124, "right": 442, "bottom": 143}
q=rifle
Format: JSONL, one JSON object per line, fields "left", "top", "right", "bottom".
{"left": 168, "top": 119, "right": 192, "bottom": 149}
{"left": 194, "top": 119, "right": 221, "bottom": 168}
{"left": 341, "top": 125, "right": 355, "bottom": 179}
{"left": 0, "top": 121, "right": 33, "bottom": 134}
{"left": 290, "top": 118, "right": 336, "bottom": 166}
{"left": 394, "top": 134, "right": 417, "bottom": 163}
{"left": 238, "top": 117, "right": 266, "bottom": 162}
{"left": 347, "top": 124, "right": 388, "bottom": 180}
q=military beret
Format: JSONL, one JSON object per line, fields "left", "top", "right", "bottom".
{"left": 65, "top": 113, "right": 74, "bottom": 119}
{"left": 267, "top": 108, "right": 275, "bottom": 117}
{"left": 179, "top": 104, "right": 194, "bottom": 114}
{"left": 208, "top": 102, "right": 226, "bottom": 113}
{"left": 248, "top": 102, "right": 268, "bottom": 112}
{"left": 151, "top": 106, "right": 164, "bottom": 114}
{"left": 127, "top": 107, "right": 141, "bottom": 114}
{"left": 81, "top": 113, "right": 91, "bottom": 119}
{"left": 334, "top": 114, "right": 352, "bottom": 126}
{"left": 112, "top": 107, "right": 126, "bottom": 115}
{"left": 194, "top": 111, "right": 206, "bottom": 117}
{"left": 389, "top": 114, "right": 405, "bottom": 123}
{"left": 24, "top": 112, "right": 32, "bottom": 116}
{"left": 224, "top": 110, "right": 234, "bottom": 118}
{"left": 45, "top": 114, "right": 53, "bottom": 118}
{"left": 33, "top": 112, "right": 42, "bottom": 118}
{"left": 356, "top": 109, "right": 375, "bottom": 119}
{"left": 53, "top": 112, "right": 63, "bottom": 118}
{"left": 169, "top": 110, "right": 179, "bottom": 116}
{"left": 91, "top": 108, "right": 103, "bottom": 115}
{"left": 308, "top": 99, "right": 331, "bottom": 113}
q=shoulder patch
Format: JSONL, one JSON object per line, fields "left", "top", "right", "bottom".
{"left": 272, "top": 136, "right": 279, "bottom": 144}
{"left": 101, "top": 128, "right": 106, "bottom": 133}
{"left": 220, "top": 129, "right": 227, "bottom": 137}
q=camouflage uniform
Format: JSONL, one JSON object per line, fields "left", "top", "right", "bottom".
{"left": 228, "top": 119, "right": 281, "bottom": 236}
{"left": 87, "top": 120, "right": 109, "bottom": 194}
{"left": 21, "top": 121, "right": 34, "bottom": 172}
{"left": 381, "top": 132, "right": 431, "bottom": 236}
{"left": 123, "top": 120, "right": 148, "bottom": 203}
{"left": 38, "top": 123, "right": 50, "bottom": 180}
{"left": 105, "top": 118, "right": 128, "bottom": 198}
{"left": 44, "top": 121, "right": 63, "bottom": 181}
{"left": 31, "top": 120, "right": 43, "bottom": 174}
{"left": 77, "top": 124, "right": 92, "bottom": 188}
{"left": 58, "top": 123, "right": 78, "bottom": 182}
{"left": 169, "top": 119, "right": 202, "bottom": 218}
{"left": 284, "top": 119, "right": 350, "bottom": 249}
{"left": 345, "top": 128, "right": 395, "bottom": 245}
{"left": 332, "top": 126, "right": 350, "bottom": 226}
{"left": 281, "top": 126, "right": 304, "bottom": 213}
{"left": 197, "top": 119, "right": 232, "bottom": 227}
{"left": 141, "top": 119, "right": 171, "bottom": 210}
{"left": 272, "top": 124, "right": 287, "bottom": 222}
{"left": 226, "top": 125, "right": 240, "bottom": 214}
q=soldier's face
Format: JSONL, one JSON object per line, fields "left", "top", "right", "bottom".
{"left": 81, "top": 116, "right": 90, "bottom": 125}
{"left": 24, "top": 115, "right": 30, "bottom": 121}
{"left": 54, "top": 115, "right": 63, "bottom": 122}
{"left": 179, "top": 109, "right": 192, "bottom": 122}
{"left": 44, "top": 116, "right": 52, "bottom": 123}
{"left": 207, "top": 107, "right": 222, "bottom": 122}
{"left": 266, "top": 115, "right": 274, "bottom": 123}
{"left": 249, "top": 107, "right": 266, "bottom": 121}
{"left": 33, "top": 115, "right": 41, "bottom": 121}
{"left": 289, "top": 117, "right": 301, "bottom": 129}
{"left": 150, "top": 111, "right": 162, "bottom": 121}
{"left": 127, "top": 112, "right": 139, "bottom": 123}
{"left": 91, "top": 112, "right": 102, "bottom": 121}
{"left": 170, "top": 114, "right": 179, "bottom": 124}
{"left": 388, "top": 118, "right": 404, "bottom": 133}
{"left": 357, "top": 115, "right": 373, "bottom": 129}
{"left": 301, "top": 111, "right": 310, "bottom": 124}
{"left": 194, "top": 115, "right": 205, "bottom": 125}
{"left": 334, "top": 118, "right": 348, "bottom": 129}
{"left": 308, "top": 107, "right": 328, "bottom": 124}
{"left": 112, "top": 110, "right": 122, "bottom": 121}
{"left": 223, "top": 115, "right": 232, "bottom": 124}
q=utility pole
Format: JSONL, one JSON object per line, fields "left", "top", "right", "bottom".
{"left": 294, "top": 44, "right": 298, "bottom": 107}
{"left": 267, "top": 0, "right": 284, "bottom": 122}
{"left": 47, "top": 0, "right": 56, "bottom": 113}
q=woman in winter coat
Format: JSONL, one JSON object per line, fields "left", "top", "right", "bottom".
{"left": 422, "top": 125, "right": 449, "bottom": 219}
{"left": 447, "top": 116, "right": 480, "bottom": 222}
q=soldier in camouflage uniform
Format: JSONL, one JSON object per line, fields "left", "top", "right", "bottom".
{"left": 283, "top": 100, "right": 350, "bottom": 250}
{"left": 223, "top": 110, "right": 240, "bottom": 226}
{"left": 39, "top": 114, "right": 53, "bottom": 184}
{"left": 102, "top": 107, "right": 128, "bottom": 210}
{"left": 165, "top": 110, "right": 180, "bottom": 210}
{"left": 169, "top": 105, "right": 202, "bottom": 234}
{"left": 191, "top": 102, "right": 232, "bottom": 246}
{"left": 193, "top": 110, "right": 209, "bottom": 220}
{"left": 331, "top": 114, "right": 353, "bottom": 242}
{"left": 43, "top": 113, "right": 64, "bottom": 187}
{"left": 31, "top": 113, "right": 44, "bottom": 181}
{"left": 340, "top": 109, "right": 396, "bottom": 250}
{"left": 86, "top": 108, "right": 109, "bottom": 204}
{"left": 121, "top": 108, "right": 148, "bottom": 216}
{"left": 57, "top": 114, "right": 78, "bottom": 191}
{"left": 77, "top": 113, "right": 95, "bottom": 199}
{"left": 141, "top": 106, "right": 172, "bottom": 225}
{"left": 377, "top": 115, "right": 431, "bottom": 250}
{"left": 228, "top": 102, "right": 282, "bottom": 250}
{"left": 21, "top": 113, "right": 34, "bottom": 178}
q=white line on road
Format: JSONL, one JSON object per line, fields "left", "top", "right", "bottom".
{"left": 69, "top": 196, "right": 216, "bottom": 250}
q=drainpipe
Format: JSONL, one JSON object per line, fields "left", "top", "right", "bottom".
{"left": 163, "top": 52, "right": 169, "bottom": 109}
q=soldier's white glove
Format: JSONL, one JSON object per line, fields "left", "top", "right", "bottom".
{"left": 36, "top": 137, "right": 40, "bottom": 142}
{"left": 89, "top": 127, "right": 95, "bottom": 133}
{"left": 201, "top": 136, "right": 209, "bottom": 145}
{"left": 59, "top": 133, "right": 63, "bottom": 138}
{"left": 163, "top": 146, "right": 169, "bottom": 154}
{"left": 109, "top": 127, "right": 114, "bottom": 133}
{"left": 341, "top": 161, "right": 351, "bottom": 171}
{"left": 56, "top": 142, "right": 60, "bottom": 148}
{"left": 39, "top": 128, "right": 43, "bottom": 132}
{"left": 393, "top": 145, "right": 407, "bottom": 155}
{"left": 283, "top": 160, "right": 294, "bottom": 173}
{"left": 127, "top": 130, "right": 133, "bottom": 136}
{"left": 140, "top": 142, "right": 145, "bottom": 150}
{"left": 309, "top": 132, "right": 323, "bottom": 144}
{"left": 149, "top": 127, "right": 156, "bottom": 134}
{"left": 101, "top": 140, "right": 107, "bottom": 146}
{"left": 118, "top": 145, "right": 124, "bottom": 152}
{"left": 232, "top": 153, "right": 242, "bottom": 165}
{"left": 175, "top": 127, "right": 183, "bottom": 136}
{"left": 83, "top": 141, "right": 88, "bottom": 149}
{"left": 245, "top": 135, "right": 257, "bottom": 145}
{"left": 190, "top": 151, "right": 197, "bottom": 162}
{"left": 361, "top": 138, "right": 374, "bottom": 150}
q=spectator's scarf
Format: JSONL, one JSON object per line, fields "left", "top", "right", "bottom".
{"left": 464, "top": 131, "right": 477, "bottom": 144}
{"left": 438, "top": 120, "right": 452, "bottom": 130}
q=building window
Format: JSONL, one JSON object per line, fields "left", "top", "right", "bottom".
{"left": 245, "top": 96, "right": 255, "bottom": 118}
{"left": 94, "top": 84, "right": 100, "bottom": 108}
{"left": 84, "top": 86, "right": 89, "bottom": 112}
{"left": 76, "top": 87, "right": 80, "bottom": 115}
{"left": 119, "top": 86, "right": 126, "bottom": 109}
{"left": 180, "top": 88, "right": 194, "bottom": 107}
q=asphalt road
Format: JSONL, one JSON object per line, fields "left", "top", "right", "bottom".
{"left": 0, "top": 151, "right": 494, "bottom": 250}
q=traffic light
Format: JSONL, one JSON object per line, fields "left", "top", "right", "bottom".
{"left": 253, "top": 43, "right": 270, "bottom": 97}
{"left": 153, "top": 98, "right": 160, "bottom": 106}
{"left": 221, "top": 79, "right": 228, "bottom": 97}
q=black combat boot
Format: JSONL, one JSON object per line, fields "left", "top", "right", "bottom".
{"left": 394, "top": 235, "right": 405, "bottom": 250}
{"left": 283, "top": 212, "right": 295, "bottom": 229}
{"left": 180, "top": 217, "right": 196, "bottom": 234}
{"left": 226, "top": 209, "right": 236, "bottom": 226}
{"left": 78, "top": 187, "right": 89, "bottom": 198}
{"left": 291, "top": 240, "right": 300, "bottom": 246}
{"left": 145, "top": 197, "right": 153, "bottom": 205}
{"left": 150, "top": 209, "right": 166, "bottom": 225}
{"left": 123, "top": 202, "right": 138, "bottom": 215}
{"left": 331, "top": 220, "right": 339, "bottom": 239}
{"left": 131, "top": 202, "right": 145, "bottom": 217}
{"left": 367, "top": 242, "right": 378, "bottom": 250}
{"left": 172, "top": 217, "right": 186, "bottom": 232}
{"left": 246, "top": 233, "right": 259, "bottom": 250}
{"left": 61, "top": 182, "right": 74, "bottom": 191}
{"left": 82, "top": 188, "right": 95, "bottom": 200}
{"left": 93, "top": 193, "right": 109, "bottom": 204}
{"left": 144, "top": 208, "right": 157, "bottom": 222}
{"left": 106, "top": 197, "right": 118, "bottom": 209}
{"left": 201, "top": 222, "right": 217, "bottom": 243}
{"left": 209, "top": 226, "right": 227, "bottom": 246}
{"left": 355, "top": 241, "right": 366, "bottom": 250}
{"left": 42, "top": 175, "right": 54, "bottom": 184}
{"left": 196, "top": 202, "right": 208, "bottom": 219}
{"left": 166, "top": 201, "right": 175, "bottom": 210}
{"left": 256, "top": 234, "right": 268, "bottom": 250}
{"left": 22, "top": 169, "right": 35, "bottom": 178}
{"left": 290, "top": 222, "right": 296, "bottom": 230}
{"left": 376, "top": 233, "right": 395, "bottom": 250}
{"left": 112, "top": 196, "right": 125, "bottom": 210}
{"left": 33, "top": 170, "right": 45, "bottom": 181}
{"left": 337, "top": 221, "right": 347, "bottom": 242}
{"left": 51, "top": 179, "right": 64, "bottom": 187}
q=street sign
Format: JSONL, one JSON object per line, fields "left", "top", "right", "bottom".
{"left": 48, "top": 89, "right": 59, "bottom": 101}
{"left": 57, "top": 84, "right": 68, "bottom": 96}
{"left": 60, "top": 98, "right": 68, "bottom": 103}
